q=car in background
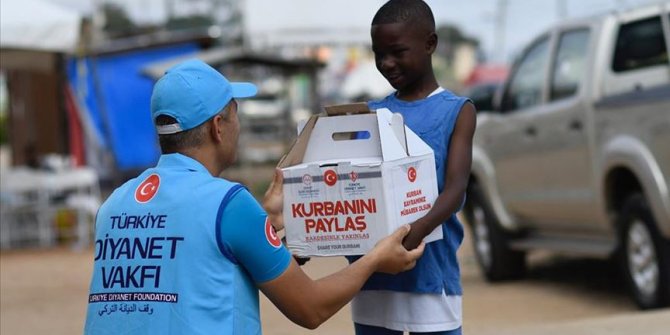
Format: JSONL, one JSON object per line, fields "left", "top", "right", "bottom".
{"left": 463, "top": 3, "right": 670, "bottom": 309}
{"left": 463, "top": 81, "right": 503, "bottom": 112}
{"left": 462, "top": 64, "right": 508, "bottom": 112}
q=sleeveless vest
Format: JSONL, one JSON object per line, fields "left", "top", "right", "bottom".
{"left": 360, "top": 90, "right": 469, "bottom": 295}
{"left": 85, "top": 154, "right": 260, "bottom": 334}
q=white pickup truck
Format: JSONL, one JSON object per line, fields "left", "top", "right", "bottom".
{"left": 464, "top": 3, "right": 670, "bottom": 309}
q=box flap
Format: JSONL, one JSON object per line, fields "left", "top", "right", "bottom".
{"left": 375, "top": 108, "right": 433, "bottom": 158}
{"left": 296, "top": 119, "right": 308, "bottom": 135}
{"left": 281, "top": 105, "right": 431, "bottom": 169}
{"left": 376, "top": 108, "right": 409, "bottom": 161}
{"left": 324, "top": 102, "right": 371, "bottom": 116}
{"left": 405, "top": 124, "right": 434, "bottom": 156}
{"left": 278, "top": 115, "right": 319, "bottom": 168}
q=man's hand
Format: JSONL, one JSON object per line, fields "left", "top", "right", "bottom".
{"left": 370, "top": 225, "right": 425, "bottom": 274}
{"left": 263, "top": 168, "right": 284, "bottom": 231}
{"left": 259, "top": 226, "right": 422, "bottom": 329}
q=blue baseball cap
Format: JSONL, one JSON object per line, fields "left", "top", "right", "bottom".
{"left": 150, "top": 59, "right": 257, "bottom": 134}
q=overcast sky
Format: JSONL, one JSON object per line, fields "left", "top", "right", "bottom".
{"left": 46, "top": 0, "right": 664, "bottom": 61}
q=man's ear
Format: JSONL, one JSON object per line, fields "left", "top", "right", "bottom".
{"left": 426, "top": 32, "right": 437, "bottom": 54}
{"left": 210, "top": 114, "right": 224, "bottom": 143}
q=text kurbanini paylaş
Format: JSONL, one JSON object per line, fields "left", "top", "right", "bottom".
{"left": 291, "top": 199, "right": 377, "bottom": 234}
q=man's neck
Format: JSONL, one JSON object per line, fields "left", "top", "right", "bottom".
{"left": 179, "top": 147, "right": 222, "bottom": 177}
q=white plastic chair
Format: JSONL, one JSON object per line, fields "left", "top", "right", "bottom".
{"left": 0, "top": 168, "right": 52, "bottom": 248}
{"left": 0, "top": 166, "right": 101, "bottom": 249}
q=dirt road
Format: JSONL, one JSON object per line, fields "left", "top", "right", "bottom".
{"left": 257, "top": 226, "right": 641, "bottom": 335}
{"left": 3, "top": 223, "right": 661, "bottom": 335}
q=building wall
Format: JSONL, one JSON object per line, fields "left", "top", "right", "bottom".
{"left": 3, "top": 51, "right": 67, "bottom": 167}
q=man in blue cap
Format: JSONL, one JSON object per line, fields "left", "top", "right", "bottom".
{"left": 83, "top": 59, "right": 424, "bottom": 334}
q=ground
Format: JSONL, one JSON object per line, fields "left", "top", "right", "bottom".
{"left": 1, "top": 165, "right": 667, "bottom": 334}
{"left": 3, "top": 225, "right": 661, "bottom": 335}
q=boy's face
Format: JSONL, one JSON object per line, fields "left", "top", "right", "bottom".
{"left": 371, "top": 22, "right": 434, "bottom": 92}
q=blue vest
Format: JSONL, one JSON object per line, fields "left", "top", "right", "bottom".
{"left": 361, "top": 90, "right": 469, "bottom": 295}
{"left": 84, "top": 154, "right": 261, "bottom": 334}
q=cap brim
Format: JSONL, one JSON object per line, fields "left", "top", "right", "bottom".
{"left": 231, "top": 82, "right": 258, "bottom": 98}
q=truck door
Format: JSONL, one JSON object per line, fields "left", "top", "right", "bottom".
{"left": 529, "top": 28, "right": 599, "bottom": 230}
{"left": 491, "top": 36, "right": 552, "bottom": 225}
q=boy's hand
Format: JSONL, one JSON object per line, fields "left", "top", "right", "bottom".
{"left": 371, "top": 225, "right": 425, "bottom": 274}
{"left": 281, "top": 236, "right": 311, "bottom": 266}
{"left": 263, "top": 168, "right": 284, "bottom": 231}
{"left": 402, "top": 221, "right": 427, "bottom": 250}
{"left": 294, "top": 255, "right": 311, "bottom": 266}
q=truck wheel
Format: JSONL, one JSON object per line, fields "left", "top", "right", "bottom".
{"left": 464, "top": 184, "right": 525, "bottom": 281}
{"left": 619, "top": 193, "right": 670, "bottom": 309}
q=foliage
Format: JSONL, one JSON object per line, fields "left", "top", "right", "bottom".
{"left": 436, "top": 24, "right": 480, "bottom": 60}
{"left": 166, "top": 15, "right": 215, "bottom": 30}
{"left": 0, "top": 114, "right": 6, "bottom": 145}
{"left": 437, "top": 25, "right": 480, "bottom": 48}
{"left": 102, "top": 3, "right": 138, "bottom": 38}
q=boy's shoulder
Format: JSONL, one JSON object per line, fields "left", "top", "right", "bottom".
{"left": 434, "top": 88, "right": 466, "bottom": 100}
{"left": 367, "top": 89, "right": 469, "bottom": 110}
{"left": 369, "top": 92, "right": 395, "bottom": 103}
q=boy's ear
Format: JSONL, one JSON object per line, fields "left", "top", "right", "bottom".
{"left": 426, "top": 32, "right": 438, "bottom": 54}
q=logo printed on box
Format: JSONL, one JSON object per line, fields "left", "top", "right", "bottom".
{"left": 324, "top": 170, "right": 338, "bottom": 186}
{"left": 408, "top": 167, "right": 417, "bottom": 182}
{"left": 280, "top": 108, "right": 442, "bottom": 256}
{"left": 302, "top": 174, "right": 313, "bottom": 186}
{"left": 135, "top": 174, "right": 160, "bottom": 203}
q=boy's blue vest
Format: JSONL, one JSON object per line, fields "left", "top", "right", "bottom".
{"left": 362, "top": 90, "right": 469, "bottom": 295}
{"left": 84, "top": 154, "right": 260, "bottom": 334}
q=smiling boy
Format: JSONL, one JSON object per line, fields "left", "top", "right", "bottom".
{"left": 349, "top": 1, "right": 477, "bottom": 334}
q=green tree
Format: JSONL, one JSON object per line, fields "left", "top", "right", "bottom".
{"left": 436, "top": 24, "right": 480, "bottom": 60}
{"left": 102, "top": 3, "right": 137, "bottom": 38}
{"left": 166, "top": 15, "right": 215, "bottom": 30}
{"left": 0, "top": 116, "right": 6, "bottom": 145}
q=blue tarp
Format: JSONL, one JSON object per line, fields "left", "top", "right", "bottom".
{"left": 67, "top": 43, "right": 199, "bottom": 171}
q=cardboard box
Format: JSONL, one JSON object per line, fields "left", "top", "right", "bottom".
{"left": 278, "top": 103, "right": 442, "bottom": 257}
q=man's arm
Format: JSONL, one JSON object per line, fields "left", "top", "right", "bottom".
{"left": 259, "top": 169, "right": 425, "bottom": 329}
{"left": 402, "top": 102, "right": 477, "bottom": 250}
{"left": 259, "top": 225, "right": 422, "bottom": 329}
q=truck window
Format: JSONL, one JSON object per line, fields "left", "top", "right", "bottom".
{"left": 612, "top": 16, "right": 668, "bottom": 72}
{"left": 550, "top": 29, "right": 590, "bottom": 101}
{"left": 501, "top": 37, "right": 550, "bottom": 112}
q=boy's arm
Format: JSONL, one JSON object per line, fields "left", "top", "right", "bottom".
{"left": 403, "top": 102, "right": 477, "bottom": 250}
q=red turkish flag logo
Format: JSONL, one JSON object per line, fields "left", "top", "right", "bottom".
{"left": 408, "top": 167, "right": 417, "bottom": 183}
{"left": 135, "top": 174, "right": 160, "bottom": 203}
{"left": 265, "top": 217, "right": 282, "bottom": 248}
{"left": 324, "top": 170, "right": 338, "bottom": 186}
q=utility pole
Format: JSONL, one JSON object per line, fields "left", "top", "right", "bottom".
{"left": 214, "top": 0, "right": 244, "bottom": 46}
{"left": 165, "top": 0, "right": 175, "bottom": 22}
{"left": 556, "top": 0, "right": 568, "bottom": 20}
{"left": 494, "top": 0, "right": 508, "bottom": 63}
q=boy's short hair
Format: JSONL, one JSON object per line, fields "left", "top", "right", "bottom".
{"left": 372, "top": 0, "right": 435, "bottom": 32}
